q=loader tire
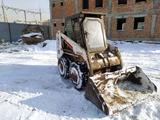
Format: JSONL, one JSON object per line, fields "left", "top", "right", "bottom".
{"left": 58, "top": 57, "right": 69, "bottom": 79}
{"left": 69, "top": 63, "right": 85, "bottom": 90}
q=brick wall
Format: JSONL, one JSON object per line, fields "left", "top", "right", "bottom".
{"left": 78, "top": 0, "right": 108, "bottom": 12}
{"left": 50, "top": 0, "right": 160, "bottom": 40}
{"left": 111, "top": 15, "right": 152, "bottom": 39}
{"left": 112, "top": 0, "right": 153, "bottom": 13}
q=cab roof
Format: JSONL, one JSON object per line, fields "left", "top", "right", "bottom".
{"left": 65, "top": 12, "right": 106, "bottom": 20}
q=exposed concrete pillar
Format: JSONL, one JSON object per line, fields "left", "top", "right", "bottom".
{"left": 107, "top": 0, "right": 112, "bottom": 39}
{"left": 107, "top": 15, "right": 112, "bottom": 39}
{"left": 108, "top": 0, "right": 112, "bottom": 13}
{"left": 74, "top": 0, "right": 79, "bottom": 14}
{"left": 151, "top": 15, "right": 157, "bottom": 37}
{"left": 62, "top": 0, "right": 65, "bottom": 19}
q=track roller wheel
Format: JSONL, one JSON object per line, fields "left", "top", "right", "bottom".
{"left": 69, "top": 63, "right": 85, "bottom": 90}
{"left": 58, "top": 57, "right": 69, "bottom": 79}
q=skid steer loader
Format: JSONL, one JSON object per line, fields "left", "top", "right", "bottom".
{"left": 56, "top": 12, "right": 157, "bottom": 115}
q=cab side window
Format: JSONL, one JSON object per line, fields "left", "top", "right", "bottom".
{"left": 73, "top": 22, "right": 82, "bottom": 44}
{"left": 65, "top": 19, "right": 84, "bottom": 48}
{"left": 65, "top": 19, "right": 74, "bottom": 40}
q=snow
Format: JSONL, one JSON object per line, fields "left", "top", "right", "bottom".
{"left": 0, "top": 40, "right": 56, "bottom": 53}
{"left": 112, "top": 41, "right": 160, "bottom": 85}
{"left": 21, "top": 32, "right": 42, "bottom": 38}
{"left": 0, "top": 40, "right": 160, "bottom": 120}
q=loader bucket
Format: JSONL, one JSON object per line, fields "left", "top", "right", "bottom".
{"left": 85, "top": 66, "right": 157, "bottom": 115}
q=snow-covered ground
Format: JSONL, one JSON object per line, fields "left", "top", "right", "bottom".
{"left": 0, "top": 40, "right": 160, "bottom": 120}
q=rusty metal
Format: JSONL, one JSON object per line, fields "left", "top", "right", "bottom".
{"left": 85, "top": 66, "right": 157, "bottom": 115}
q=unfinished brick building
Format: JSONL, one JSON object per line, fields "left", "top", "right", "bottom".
{"left": 50, "top": 0, "right": 160, "bottom": 41}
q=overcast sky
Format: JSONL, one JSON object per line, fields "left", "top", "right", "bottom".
{"left": 0, "top": 0, "right": 50, "bottom": 21}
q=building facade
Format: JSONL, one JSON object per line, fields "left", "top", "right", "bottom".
{"left": 50, "top": 0, "right": 160, "bottom": 41}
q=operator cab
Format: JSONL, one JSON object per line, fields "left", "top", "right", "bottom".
{"left": 64, "top": 12, "right": 107, "bottom": 51}
{"left": 64, "top": 12, "right": 122, "bottom": 75}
